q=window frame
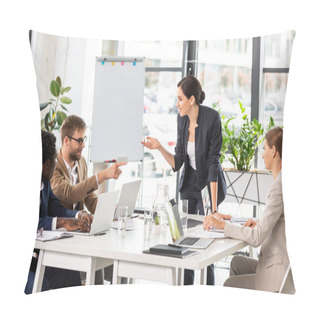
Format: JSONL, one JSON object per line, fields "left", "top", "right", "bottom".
{"left": 112, "top": 36, "right": 291, "bottom": 203}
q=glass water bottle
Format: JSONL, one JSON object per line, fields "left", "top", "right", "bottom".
{"left": 153, "top": 183, "right": 169, "bottom": 230}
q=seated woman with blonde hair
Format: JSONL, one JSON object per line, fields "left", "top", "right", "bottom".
{"left": 203, "top": 127, "right": 295, "bottom": 293}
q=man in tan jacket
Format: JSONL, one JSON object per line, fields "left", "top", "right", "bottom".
{"left": 51, "top": 114, "right": 127, "bottom": 284}
{"left": 51, "top": 115, "right": 126, "bottom": 214}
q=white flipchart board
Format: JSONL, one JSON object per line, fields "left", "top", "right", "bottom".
{"left": 90, "top": 57, "right": 145, "bottom": 162}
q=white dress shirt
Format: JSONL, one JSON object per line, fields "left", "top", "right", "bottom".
{"left": 40, "top": 181, "right": 57, "bottom": 230}
{"left": 187, "top": 141, "right": 197, "bottom": 170}
{"left": 62, "top": 157, "right": 79, "bottom": 207}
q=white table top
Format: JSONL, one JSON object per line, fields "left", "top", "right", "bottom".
{"left": 34, "top": 216, "right": 246, "bottom": 271}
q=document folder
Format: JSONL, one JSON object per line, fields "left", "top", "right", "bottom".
{"left": 143, "top": 244, "right": 198, "bottom": 259}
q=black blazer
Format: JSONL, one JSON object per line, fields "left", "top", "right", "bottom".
{"left": 39, "top": 180, "right": 77, "bottom": 231}
{"left": 30, "top": 181, "right": 78, "bottom": 275}
{"left": 173, "top": 105, "right": 226, "bottom": 206}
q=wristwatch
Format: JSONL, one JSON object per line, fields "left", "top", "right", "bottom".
{"left": 79, "top": 210, "right": 87, "bottom": 218}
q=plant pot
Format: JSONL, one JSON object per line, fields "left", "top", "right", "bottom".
{"left": 223, "top": 168, "right": 273, "bottom": 205}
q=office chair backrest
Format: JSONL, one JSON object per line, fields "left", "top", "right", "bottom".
{"left": 279, "top": 264, "right": 295, "bottom": 294}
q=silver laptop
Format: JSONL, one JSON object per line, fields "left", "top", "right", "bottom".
{"left": 70, "top": 190, "right": 120, "bottom": 236}
{"left": 165, "top": 201, "right": 214, "bottom": 249}
{"left": 114, "top": 180, "right": 141, "bottom": 219}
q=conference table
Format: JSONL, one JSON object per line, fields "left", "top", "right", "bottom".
{"left": 32, "top": 215, "right": 246, "bottom": 292}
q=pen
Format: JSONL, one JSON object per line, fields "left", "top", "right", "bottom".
{"left": 209, "top": 226, "right": 224, "bottom": 233}
{"left": 168, "top": 243, "right": 183, "bottom": 248}
{"left": 94, "top": 232, "right": 106, "bottom": 236}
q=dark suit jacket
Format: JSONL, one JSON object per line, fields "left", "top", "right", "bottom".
{"left": 173, "top": 105, "right": 226, "bottom": 206}
{"left": 38, "top": 180, "right": 77, "bottom": 231}
{"left": 27, "top": 181, "right": 80, "bottom": 287}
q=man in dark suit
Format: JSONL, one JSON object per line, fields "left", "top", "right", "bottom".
{"left": 24, "top": 130, "right": 92, "bottom": 294}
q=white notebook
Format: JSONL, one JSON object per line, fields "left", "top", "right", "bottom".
{"left": 36, "top": 230, "right": 73, "bottom": 242}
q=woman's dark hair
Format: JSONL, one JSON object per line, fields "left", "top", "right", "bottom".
{"left": 177, "top": 75, "right": 205, "bottom": 105}
{"left": 265, "top": 127, "right": 283, "bottom": 159}
{"left": 41, "top": 130, "right": 56, "bottom": 164}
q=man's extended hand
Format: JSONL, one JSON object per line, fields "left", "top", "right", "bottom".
{"left": 105, "top": 162, "right": 127, "bottom": 180}
{"left": 97, "top": 162, "right": 127, "bottom": 183}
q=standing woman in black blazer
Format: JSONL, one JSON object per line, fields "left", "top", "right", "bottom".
{"left": 142, "top": 75, "right": 231, "bottom": 285}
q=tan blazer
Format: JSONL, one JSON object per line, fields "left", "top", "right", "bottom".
{"left": 50, "top": 150, "right": 98, "bottom": 214}
{"left": 224, "top": 171, "right": 295, "bottom": 292}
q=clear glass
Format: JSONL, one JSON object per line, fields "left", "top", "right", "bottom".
{"left": 153, "top": 183, "right": 169, "bottom": 229}
{"left": 262, "top": 31, "right": 296, "bottom": 68}
{"left": 143, "top": 209, "right": 154, "bottom": 241}
{"left": 178, "top": 199, "right": 188, "bottom": 232}
{"left": 117, "top": 206, "right": 128, "bottom": 238}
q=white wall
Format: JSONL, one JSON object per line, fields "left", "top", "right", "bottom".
{"left": 30, "top": 31, "right": 116, "bottom": 193}
{"left": 31, "top": 30, "right": 102, "bottom": 153}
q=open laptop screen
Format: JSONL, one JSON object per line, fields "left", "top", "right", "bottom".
{"left": 114, "top": 180, "right": 141, "bottom": 219}
{"left": 164, "top": 201, "right": 184, "bottom": 242}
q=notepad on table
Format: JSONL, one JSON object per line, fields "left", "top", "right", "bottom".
{"left": 36, "top": 230, "right": 73, "bottom": 242}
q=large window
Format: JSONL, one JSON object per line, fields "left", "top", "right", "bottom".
{"left": 260, "top": 31, "right": 295, "bottom": 127}
{"left": 103, "top": 40, "right": 183, "bottom": 207}
{"left": 101, "top": 33, "right": 295, "bottom": 206}
{"left": 263, "top": 31, "right": 295, "bottom": 68}
{"left": 198, "top": 38, "right": 252, "bottom": 115}
{"left": 198, "top": 38, "right": 252, "bottom": 168}
{"left": 262, "top": 72, "right": 289, "bottom": 126}
{"left": 257, "top": 31, "right": 295, "bottom": 169}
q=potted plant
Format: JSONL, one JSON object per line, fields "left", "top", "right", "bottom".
{"left": 212, "top": 102, "right": 235, "bottom": 164}
{"left": 213, "top": 100, "right": 274, "bottom": 171}
{"left": 40, "top": 76, "right": 72, "bottom": 132}
{"left": 213, "top": 100, "right": 275, "bottom": 206}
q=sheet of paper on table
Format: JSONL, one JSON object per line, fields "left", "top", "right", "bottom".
{"left": 186, "top": 225, "right": 226, "bottom": 239}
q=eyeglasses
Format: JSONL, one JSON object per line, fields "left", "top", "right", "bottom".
{"left": 68, "top": 135, "right": 87, "bottom": 146}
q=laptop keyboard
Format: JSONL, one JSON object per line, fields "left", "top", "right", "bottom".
{"left": 178, "top": 237, "right": 200, "bottom": 246}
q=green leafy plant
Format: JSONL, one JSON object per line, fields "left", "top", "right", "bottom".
{"left": 213, "top": 100, "right": 274, "bottom": 171}
{"left": 212, "top": 102, "right": 235, "bottom": 164}
{"left": 40, "top": 76, "right": 71, "bottom": 131}
{"left": 153, "top": 212, "right": 160, "bottom": 225}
